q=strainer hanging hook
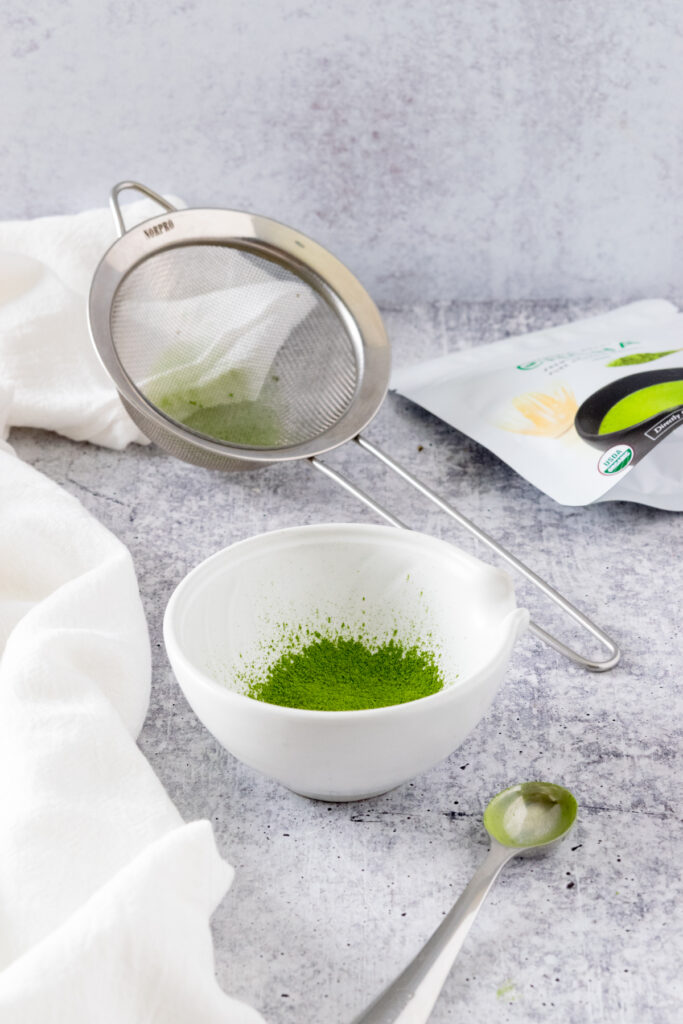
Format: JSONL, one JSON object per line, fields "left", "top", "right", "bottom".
{"left": 92, "top": 182, "right": 620, "bottom": 673}
{"left": 110, "top": 180, "right": 177, "bottom": 237}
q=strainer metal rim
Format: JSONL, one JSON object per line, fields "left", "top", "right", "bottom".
{"left": 88, "top": 206, "right": 391, "bottom": 463}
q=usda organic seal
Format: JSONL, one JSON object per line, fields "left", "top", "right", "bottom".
{"left": 598, "top": 444, "right": 634, "bottom": 475}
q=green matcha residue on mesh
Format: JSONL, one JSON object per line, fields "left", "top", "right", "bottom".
{"left": 606, "top": 350, "right": 679, "bottom": 367}
{"left": 163, "top": 397, "right": 281, "bottom": 446}
{"left": 152, "top": 380, "right": 282, "bottom": 446}
{"left": 244, "top": 633, "right": 445, "bottom": 711}
{"left": 598, "top": 381, "right": 683, "bottom": 435}
{"left": 146, "top": 347, "right": 283, "bottom": 446}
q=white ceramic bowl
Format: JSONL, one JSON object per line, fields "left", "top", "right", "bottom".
{"left": 164, "top": 523, "right": 528, "bottom": 801}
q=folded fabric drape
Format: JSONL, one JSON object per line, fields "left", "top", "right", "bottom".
{"left": 0, "top": 204, "right": 265, "bottom": 1021}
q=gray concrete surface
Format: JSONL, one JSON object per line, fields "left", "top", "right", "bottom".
{"left": 12, "top": 300, "right": 683, "bottom": 1023}
{"left": 2, "top": 2, "right": 683, "bottom": 304}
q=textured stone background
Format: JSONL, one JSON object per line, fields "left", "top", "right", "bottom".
{"left": 12, "top": 301, "right": 683, "bottom": 1023}
{"left": 1, "top": 0, "right": 683, "bottom": 303}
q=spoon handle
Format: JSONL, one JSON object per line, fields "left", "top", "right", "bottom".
{"left": 351, "top": 842, "right": 515, "bottom": 1024}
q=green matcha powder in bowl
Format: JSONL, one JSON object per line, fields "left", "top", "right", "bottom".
{"left": 164, "top": 524, "right": 528, "bottom": 801}
{"left": 243, "top": 631, "right": 445, "bottom": 712}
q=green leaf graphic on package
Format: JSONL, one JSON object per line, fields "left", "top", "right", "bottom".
{"left": 607, "top": 349, "right": 680, "bottom": 367}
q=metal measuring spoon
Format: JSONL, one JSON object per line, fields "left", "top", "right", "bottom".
{"left": 352, "top": 781, "right": 578, "bottom": 1024}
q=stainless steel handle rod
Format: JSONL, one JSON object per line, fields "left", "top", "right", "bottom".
{"left": 310, "top": 439, "right": 620, "bottom": 672}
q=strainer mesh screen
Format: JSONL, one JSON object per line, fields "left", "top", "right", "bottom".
{"left": 110, "top": 244, "right": 360, "bottom": 448}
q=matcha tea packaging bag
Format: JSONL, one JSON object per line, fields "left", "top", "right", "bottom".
{"left": 391, "top": 300, "right": 683, "bottom": 510}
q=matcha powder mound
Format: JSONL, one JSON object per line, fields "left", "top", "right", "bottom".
{"left": 245, "top": 635, "right": 445, "bottom": 711}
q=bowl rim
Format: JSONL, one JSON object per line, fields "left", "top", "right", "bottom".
{"left": 163, "top": 522, "right": 527, "bottom": 719}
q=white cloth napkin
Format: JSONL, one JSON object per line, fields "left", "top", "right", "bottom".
{"left": 0, "top": 203, "right": 160, "bottom": 448}
{"left": 0, "top": 207, "right": 266, "bottom": 1020}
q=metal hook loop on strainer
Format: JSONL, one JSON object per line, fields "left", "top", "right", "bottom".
{"left": 89, "top": 181, "right": 620, "bottom": 672}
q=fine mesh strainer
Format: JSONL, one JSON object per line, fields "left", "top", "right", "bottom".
{"left": 89, "top": 181, "right": 620, "bottom": 672}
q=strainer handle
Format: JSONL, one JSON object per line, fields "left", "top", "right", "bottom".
{"left": 110, "top": 181, "right": 178, "bottom": 238}
{"left": 310, "top": 438, "right": 620, "bottom": 672}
